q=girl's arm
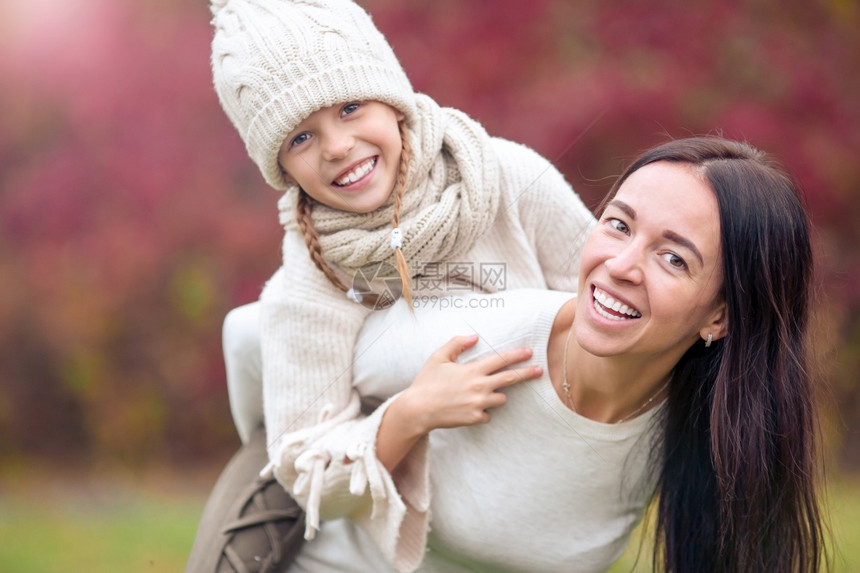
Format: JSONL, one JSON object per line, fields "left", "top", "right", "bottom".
{"left": 258, "top": 233, "right": 373, "bottom": 521}
{"left": 261, "top": 236, "right": 542, "bottom": 571}
{"left": 258, "top": 232, "right": 439, "bottom": 572}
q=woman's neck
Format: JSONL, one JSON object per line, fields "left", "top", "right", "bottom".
{"left": 548, "top": 299, "right": 673, "bottom": 423}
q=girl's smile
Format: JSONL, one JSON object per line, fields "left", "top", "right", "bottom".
{"left": 333, "top": 157, "right": 378, "bottom": 188}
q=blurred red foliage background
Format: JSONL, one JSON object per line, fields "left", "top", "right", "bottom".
{"left": 1, "top": 0, "right": 858, "bottom": 470}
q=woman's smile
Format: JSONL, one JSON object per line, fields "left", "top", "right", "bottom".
{"left": 591, "top": 286, "right": 642, "bottom": 321}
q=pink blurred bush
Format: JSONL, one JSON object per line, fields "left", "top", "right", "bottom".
{"left": 0, "top": 0, "right": 281, "bottom": 465}
{"left": 0, "top": 0, "right": 858, "bottom": 468}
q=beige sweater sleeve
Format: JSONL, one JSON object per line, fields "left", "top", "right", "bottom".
{"left": 259, "top": 231, "right": 429, "bottom": 573}
{"left": 493, "top": 138, "right": 596, "bottom": 292}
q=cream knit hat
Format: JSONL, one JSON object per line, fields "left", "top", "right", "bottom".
{"left": 210, "top": 0, "right": 417, "bottom": 190}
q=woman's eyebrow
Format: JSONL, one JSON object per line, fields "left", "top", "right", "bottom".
{"left": 607, "top": 199, "right": 636, "bottom": 219}
{"left": 663, "top": 230, "right": 704, "bottom": 266}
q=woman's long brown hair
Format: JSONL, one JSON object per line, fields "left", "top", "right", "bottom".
{"left": 601, "top": 136, "right": 828, "bottom": 572}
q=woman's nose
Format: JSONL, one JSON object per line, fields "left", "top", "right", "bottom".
{"left": 604, "top": 244, "right": 644, "bottom": 284}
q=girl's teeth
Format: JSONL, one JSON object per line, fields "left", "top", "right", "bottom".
{"left": 335, "top": 158, "right": 376, "bottom": 186}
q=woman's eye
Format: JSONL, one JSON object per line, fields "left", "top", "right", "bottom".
{"left": 661, "top": 252, "right": 687, "bottom": 269}
{"left": 342, "top": 102, "right": 361, "bottom": 116}
{"left": 608, "top": 218, "right": 629, "bottom": 234}
{"left": 290, "top": 133, "right": 310, "bottom": 147}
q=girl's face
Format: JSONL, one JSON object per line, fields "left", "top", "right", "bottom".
{"left": 575, "top": 161, "right": 727, "bottom": 363}
{"left": 278, "top": 101, "right": 404, "bottom": 213}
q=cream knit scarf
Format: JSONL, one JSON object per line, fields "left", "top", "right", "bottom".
{"left": 278, "top": 93, "right": 501, "bottom": 273}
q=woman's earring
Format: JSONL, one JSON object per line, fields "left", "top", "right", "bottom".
{"left": 705, "top": 333, "right": 713, "bottom": 348}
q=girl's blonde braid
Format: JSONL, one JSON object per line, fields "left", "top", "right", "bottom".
{"left": 295, "top": 191, "right": 349, "bottom": 293}
{"left": 391, "top": 121, "right": 413, "bottom": 307}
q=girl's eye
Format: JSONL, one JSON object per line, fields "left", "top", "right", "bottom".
{"left": 661, "top": 252, "right": 687, "bottom": 270}
{"left": 290, "top": 132, "right": 310, "bottom": 148}
{"left": 607, "top": 217, "right": 629, "bottom": 234}
{"left": 341, "top": 102, "right": 361, "bottom": 116}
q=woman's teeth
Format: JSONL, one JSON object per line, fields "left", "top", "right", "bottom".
{"left": 593, "top": 287, "right": 642, "bottom": 320}
{"left": 334, "top": 158, "right": 376, "bottom": 186}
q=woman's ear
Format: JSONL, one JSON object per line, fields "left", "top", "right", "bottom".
{"left": 700, "top": 301, "right": 728, "bottom": 343}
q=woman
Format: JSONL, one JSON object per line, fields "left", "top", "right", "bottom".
{"left": 189, "top": 136, "right": 828, "bottom": 572}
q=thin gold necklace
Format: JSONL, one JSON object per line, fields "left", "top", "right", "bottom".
{"left": 561, "top": 325, "right": 669, "bottom": 424}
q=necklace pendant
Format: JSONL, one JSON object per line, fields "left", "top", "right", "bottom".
{"left": 562, "top": 325, "right": 576, "bottom": 410}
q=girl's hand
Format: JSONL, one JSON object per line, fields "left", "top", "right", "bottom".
{"left": 398, "top": 334, "right": 543, "bottom": 434}
{"left": 376, "top": 334, "right": 542, "bottom": 472}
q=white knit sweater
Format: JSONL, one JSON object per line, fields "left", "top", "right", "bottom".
{"left": 292, "top": 290, "right": 661, "bottom": 572}
{"left": 259, "top": 137, "right": 595, "bottom": 572}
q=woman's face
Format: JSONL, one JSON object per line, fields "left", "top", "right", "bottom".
{"left": 277, "top": 101, "right": 404, "bottom": 213}
{"left": 575, "top": 161, "right": 726, "bottom": 362}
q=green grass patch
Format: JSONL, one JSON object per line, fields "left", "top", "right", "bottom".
{"left": 828, "top": 477, "right": 860, "bottom": 572}
{"left": 0, "top": 489, "right": 205, "bottom": 573}
{"left": 1, "top": 472, "right": 858, "bottom": 572}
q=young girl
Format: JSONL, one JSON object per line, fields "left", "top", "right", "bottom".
{"left": 199, "top": 0, "right": 595, "bottom": 569}
{"left": 193, "top": 136, "right": 829, "bottom": 572}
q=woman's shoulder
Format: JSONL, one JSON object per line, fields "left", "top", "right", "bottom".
{"left": 446, "top": 289, "right": 573, "bottom": 345}
{"left": 369, "top": 289, "right": 573, "bottom": 347}
{"left": 476, "top": 287, "right": 573, "bottom": 311}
